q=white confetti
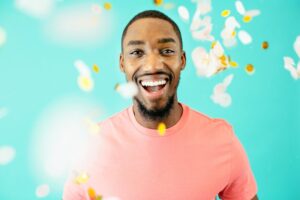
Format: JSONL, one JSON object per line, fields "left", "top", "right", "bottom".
{"left": 116, "top": 82, "right": 138, "bottom": 99}
{"left": 283, "top": 57, "right": 300, "bottom": 79}
{"left": 211, "top": 74, "right": 234, "bottom": 107}
{"left": 238, "top": 30, "right": 252, "bottom": 44}
{"left": 235, "top": 0, "right": 245, "bottom": 15}
{"left": 178, "top": 6, "right": 190, "bottom": 22}
{"left": 36, "top": 184, "right": 50, "bottom": 198}
{"left": 0, "top": 107, "right": 8, "bottom": 119}
{"left": 74, "top": 59, "right": 91, "bottom": 77}
{"left": 15, "top": 0, "right": 55, "bottom": 18}
{"left": 294, "top": 36, "right": 300, "bottom": 58}
{"left": 0, "top": 146, "right": 16, "bottom": 165}
{"left": 0, "top": 27, "right": 7, "bottom": 47}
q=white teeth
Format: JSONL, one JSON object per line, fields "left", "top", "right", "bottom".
{"left": 141, "top": 79, "right": 167, "bottom": 87}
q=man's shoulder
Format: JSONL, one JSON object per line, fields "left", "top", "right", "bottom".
{"left": 97, "top": 106, "right": 130, "bottom": 126}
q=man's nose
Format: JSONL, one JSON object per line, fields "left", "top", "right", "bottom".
{"left": 143, "top": 53, "right": 163, "bottom": 72}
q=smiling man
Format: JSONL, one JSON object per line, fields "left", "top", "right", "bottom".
{"left": 63, "top": 10, "right": 258, "bottom": 200}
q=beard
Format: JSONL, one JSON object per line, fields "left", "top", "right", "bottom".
{"left": 134, "top": 94, "right": 175, "bottom": 121}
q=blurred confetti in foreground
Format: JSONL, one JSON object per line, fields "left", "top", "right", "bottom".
{"left": 75, "top": 60, "right": 95, "bottom": 92}
{"left": 31, "top": 97, "right": 102, "bottom": 179}
{"left": 283, "top": 35, "right": 300, "bottom": 80}
{"left": 211, "top": 74, "right": 234, "bottom": 107}
{"left": 157, "top": 122, "right": 166, "bottom": 136}
{"left": 235, "top": 0, "right": 260, "bottom": 23}
{"left": 178, "top": 6, "right": 190, "bottom": 22}
{"left": 103, "top": 2, "right": 112, "bottom": 10}
{"left": 0, "top": 107, "right": 8, "bottom": 119}
{"left": 245, "top": 64, "right": 255, "bottom": 75}
{"left": 0, "top": 27, "right": 7, "bottom": 47}
{"left": 115, "top": 82, "right": 138, "bottom": 99}
{"left": 153, "top": 0, "right": 163, "bottom": 6}
{"left": 14, "top": 0, "right": 55, "bottom": 18}
{"left": 73, "top": 171, "right": 90, "bottom": 184}
{"left": 262, "top": 41, "right": 269, "bottom": 49}
{"left": 0, "top": 146, "right": 16, "bottom": 165}
{"left": 35, "top": 184, "right": 50, "bottom": 198}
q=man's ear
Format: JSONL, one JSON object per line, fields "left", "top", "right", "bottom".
{"left": 180, "top": 51, "right": 186, "bottom": 71}
{"left": 119, "top": 53, "right": 125, "bottom": 73}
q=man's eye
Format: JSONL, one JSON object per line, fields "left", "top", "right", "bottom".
{"left": 161, "top": 49, "right": 175, "bottom": 55}
{"left": 130, "top": 50, "right": 144, "bottom": 56}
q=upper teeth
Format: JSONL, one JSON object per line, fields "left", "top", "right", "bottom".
{"left": 141, "top": 80, "right": 166, "bottom": 87}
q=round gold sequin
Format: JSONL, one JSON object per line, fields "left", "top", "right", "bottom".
{"left": 157, "top": 122, "right": 166, "bottom": 136}
{"left": 221, "top": 10, "right": 231, "bottom": 17}
{"left": 262, "top": 41, "right": 269, "bottom": 49}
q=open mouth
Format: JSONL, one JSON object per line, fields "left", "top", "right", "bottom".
{"left": 139, "top": 79, "right": 168, "bottom": 93}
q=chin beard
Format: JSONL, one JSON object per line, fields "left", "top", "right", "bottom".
{"left": 134, "top": 95, "right": 175, "bottom": 121}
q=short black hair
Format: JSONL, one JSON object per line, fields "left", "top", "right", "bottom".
{"left": 121, "top": 10, "right": 183, "bottom": 51}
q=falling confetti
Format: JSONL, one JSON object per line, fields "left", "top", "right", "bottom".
{"left": 78, "top": 75, "right": 94, "bottom": 92}
{"left": 0, "top": 146, "right": 16, "bottom": 165}
{"left": 74, "top": 171, "right": 89, "bottom": 184}
{"left": 245, "top": 64, "right": 255, "bottom": 75}
{"left": 178, "top": 6, "right": 190, "bottom": 22}
{"left": 15, "top": 0, "right": 55, "bottom": 18}
{"left": 115, "top": 82, "right": 138, "bottom": 99}
{"left": 88, "top": 187, "right": 97, "bottom": 199}
{"left": 35, "top": 184, "right": 50, "bottom": 198}
{"left": 235, "top": 0, "right": 260, "bottom": 23}
{"left": 0, "top": 27, "right": 7, "bottom": 47}
{"left": 153, "top": 0, "right": 163, "bottom": 6}
{"left": 262, "top": 41, "right": 269, "bottom": 49}
{"left": 211, "top": 74, "right": 234, "bottom": 107}
{"left": 283, "top": 57, "right": 300, "bottom": 80}
{"left": 294, "top": 36, "right": 300, "bottom": 58}
{"left": 238, "top": 30, "right": 252, "bottom": 45}
{"left": 221, "top": 16, "right": 240, "bottom": 47}
{"left": 93, "top": 64, "right": 100, "bottom": 73}
{"left": 103, "top": 2, "right": 112, "bottom": 10}
{"left": 157, "top": 122, "right": 166, "bottom": 136}
{"left": 221, "top": 10, "right": 231, "bottom": 17}
{"left": 75, "top": 60, "right": 91, "bottom": 77}
{"left": 229, "top": 61, "right": 238, "bottom": 67}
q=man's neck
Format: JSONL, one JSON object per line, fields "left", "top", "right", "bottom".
{"left": 132, "top": 101, "right": 183, "bottom": 129}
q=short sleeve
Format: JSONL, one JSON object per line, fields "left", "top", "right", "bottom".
{"left": 218, "top": 123, "right": 258, "bottom": 200}
{"left": 62, "top": 176, "right": 86, "bottom": 200}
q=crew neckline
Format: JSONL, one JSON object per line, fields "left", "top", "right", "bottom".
{"left": 127, "top": 102, "right": 189, "bottom": 137}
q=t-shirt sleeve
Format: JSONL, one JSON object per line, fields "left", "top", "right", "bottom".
{"left": 62, "top": 176, "right": 86, "bottom": 200}
{"left": 218, "top": 123, "right": 258, "bottom": 200}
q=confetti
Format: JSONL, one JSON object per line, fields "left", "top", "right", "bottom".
{"left": 221, "top": 16, "right": 240, "bottom": 47}
{"left": 115, "top": 82, "right": 138, "bottom": 99}
{"left": 0, "top": 146, "right": 15, "bottom": 165}
{"left": 211, "top": 74, "right": 234, "bottom": 107}
{"left": 229, "top": 61, "right": 238, "bottom": 67}
{"left": 283, "top": 57, "right": 300, "bottom": 80}
{"left": 245, "top": 64, "right": 255, "bottom": 75}
{"left": 75, "top": 60, "right": 91, "bottom": 77}
{"left": 93, "top": 64, "right": 100, "bottom": 73}
{"left": 78, "top": 75, "right": 94, "bottom": 92}
{"left": 238, "top": 30, "right": 252, "bottom": 45}
{"left": 0, "top": 27, "right": 7, "bottom": 47}
{"left": 262, "top": 41, "right": 269, "bottom": 49}
{"left": 15, "top": 0, "right": 54, "bottom": 18}
{"left": 221, "top": 10, "right": 230, "bottom": 17}
{"left": 88, "top": 187, "right": 97, "bottom": 199}
{"left": 36, "top": 184, "right": 50, "bottom": 198}
{"left": 178, "top": 6, "right": 190, "bottom": 22}
{"left": 103, "top": 2, "right": 112, "bottom": 10}
{"left": 153, "top": 0, "right": 163, "bottom": 6}
{"left": 74, "top": 171, "right": 89, "bottom": 184}
{"left": 294, "top": 36, "right": 300, "bottom": 58}
{"left": 157, "top": 122, "right": 166, "bottom": 136}
{"left": 235, "top": 1, "right": 260, "bottom": 23}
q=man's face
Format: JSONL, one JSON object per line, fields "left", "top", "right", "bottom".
{"left": 120, "top": 18, "right": 186, "bottom": 112}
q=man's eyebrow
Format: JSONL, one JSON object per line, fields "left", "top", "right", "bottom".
{"left": 127, "top": 40, "right": 145, "bottom": 46}
{"left": 157, "top": 38, "right": 176, "bottom": 44}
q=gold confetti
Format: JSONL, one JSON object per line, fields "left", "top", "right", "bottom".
{"left": 154, "top": 0, "right": 163, "bottom": 6}
{"left": 229, "top": 61, "right": 238, "bottom": 67}
{"left": 245, "top": 64, "right": 255, "bottom": 75}
{"left": 262, "top": 41, "right": 269, "bottom": 49}
{"left": 221, "top": 10, "right": 231, "bottom": 17}
{"left": 93, "top": 64, "right": 100, "bottom": 73}
{"left": 88, "top": 187, "right": 96, "bottom": 199}
{"left": 157, "top": 122, "right": 166, "bottom": 136}
{"left": 231, "top": 31, "right": 236, "bottom": 37}
{"left": 78, "top": 76, "right": 94, "bottom": 92}
{"left": 74, "top": 172, "right": 89, "bottom": 184}
{"left": 243, "top": 15, "right": 252, "bottom": 23}
{"left": 114, "top": 83, "right": 120, "bottom": 91}
{"left": 211, "top": 41, "right": 217, "bottom": 49}
{"left": 104, "top": 2, "right": 112, "bottom": 10}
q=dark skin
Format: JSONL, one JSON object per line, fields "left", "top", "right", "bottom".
{"left": 120, "top": 17, "right": 258, "bottom": 200}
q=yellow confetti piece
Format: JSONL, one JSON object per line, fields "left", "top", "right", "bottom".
{"left": 221, "top": 10, "right": 231, "bottom": 17}
{"left": 262, "top": 41, "right": 269, "bottom": 49}
{"left": 114, "top": 83, "right": 120, "bottom": 91}
{"left": 243, "top": 15, "right": 252, "bottom": 23}
{"left": 74, "top": 172, "right": 89, "bottom": 184}
{"left": 229, "top": 61, "right": 238, "bottom": 67}
{"left": 88, "top": 187, "right": 96, "bottom": 199}
{"left": 103, "top": 2, "right": 112, "bottom": 10}
{"left": 245, "top": 64, "right": 255, "bottom": 75}
{"left": 211, "top": 41, "right": 217, "bottom": 49}
{"left": 154, "top": 0, "right": 163, "bottom": 6}
{"left": 78, "top": 76, "right": 94, "bottom": 92}
{"left": 93, "top": 64, "right": 100, "bottom": 73}
{"left": 157, "top": 122, "right": 166, "bottom": 136}
{"left": 231, "top": 31, "right": 236, "bottom": 37}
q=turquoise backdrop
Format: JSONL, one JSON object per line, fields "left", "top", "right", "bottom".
{"left": 0, "top": 0, "right": 299, "bottom": 199}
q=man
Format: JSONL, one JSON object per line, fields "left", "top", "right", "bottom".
{"left": 63, "top": 10, "right": 258, "bottom": 200}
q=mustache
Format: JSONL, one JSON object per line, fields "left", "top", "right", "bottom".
{"left": 133, "top": 69, "right": 173, "bottom": 83}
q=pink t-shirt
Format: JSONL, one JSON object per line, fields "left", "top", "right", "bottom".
{"left": 63, "top": 103, "right": 257, "bottom": 200}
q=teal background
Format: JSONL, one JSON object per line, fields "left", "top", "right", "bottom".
{"left": 0, "top": 0, "right": 299, "bottom": 199}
